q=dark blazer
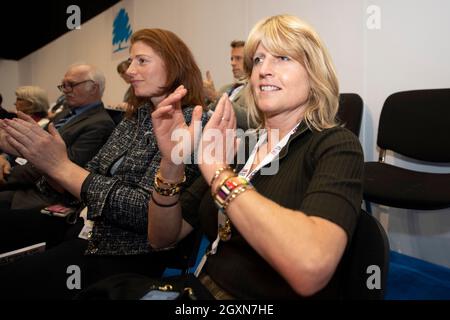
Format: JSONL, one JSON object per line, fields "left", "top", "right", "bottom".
{"left": 52, "top": 102, "right": 116, "bottom": 168}
{"left": 0, "top": 103, "right": 115, "bottom": 207}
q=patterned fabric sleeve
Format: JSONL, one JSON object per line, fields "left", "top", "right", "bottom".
{"left": 82, "top": 173, "right": 149, "bottom": 233}
{"left": 81, "top": 110, "right": 209, "bottom": 234}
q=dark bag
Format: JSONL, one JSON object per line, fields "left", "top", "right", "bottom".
{"left": 76, "top": 273, "right": 214, "bottom": 300}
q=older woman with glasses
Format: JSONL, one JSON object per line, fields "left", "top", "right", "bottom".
{"left": 14, "top": 86, "right": 50, "bottom": 127}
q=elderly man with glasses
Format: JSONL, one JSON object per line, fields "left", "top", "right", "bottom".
{"left": 0, "top": 63, "right": 115, "bottom": 210}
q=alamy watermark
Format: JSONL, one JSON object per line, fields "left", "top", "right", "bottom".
{"left": 66, "top": 265, "right": 81, "bottom": 290}
{"left": 366, "top": 265, "right": 381, "bottom": 290}
{"left": 170, "top": 122, "right": 281, "bottom": 176}
{"left": 366, "top": 5, "right": 381, "bottom": 30}
{"left": 67, "top": 5, "right": 81, "bottom": 30}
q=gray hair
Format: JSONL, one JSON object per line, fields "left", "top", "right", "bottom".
{"left": 15, "top": 86, "right": 49, "bottom": 115}
{"left": 68, "top": 63, "right": 106, "bottom": 96}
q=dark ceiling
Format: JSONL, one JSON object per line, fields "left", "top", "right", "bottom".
{"left": 0, "top": 0, "right": 121, "bottom": 60}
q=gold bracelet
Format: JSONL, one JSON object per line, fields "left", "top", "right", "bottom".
{"left": 155, "top": 170, "right": 186, "bottom": 187}
{"left": 210, "top": 166, "right": 233, "bottom": 187}
{"left": 153, "top": 170, "right": 185, "bottom": 197}
{"left": 223, "top": 184, "right": 253, "bottom": 210}
{"left": 153, "top": 183, "right": 181, "bottom": 197}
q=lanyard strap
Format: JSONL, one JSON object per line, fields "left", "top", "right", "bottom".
{"left": 239, "top": 123, "right": 300, "bottom": 180}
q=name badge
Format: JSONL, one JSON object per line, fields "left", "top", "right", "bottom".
{"left": 15, "top": 157, "right": 28, "bottom": 165}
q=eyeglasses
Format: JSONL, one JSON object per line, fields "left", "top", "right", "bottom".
{"left": 57, "top": 79, "right": 95, "bottom": 92}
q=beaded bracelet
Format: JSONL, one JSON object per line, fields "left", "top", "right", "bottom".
{"left": 153, "top": 183, "right": 181, "bottom": 197}
{"left": 213, "top": 175, "right": 252, "bottom": 211}
{"left": 214, "top": 176, "right": 247, "bottom": 206}
{"left": 211, "top": 171, "right": 237, "bottom": 197}
{"left": 222, "top": 184, "right": 253, "bottom": 210}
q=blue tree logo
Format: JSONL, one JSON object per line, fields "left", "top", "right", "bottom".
{"left": 112, "top": 8, "right": 132, "bottom": 53}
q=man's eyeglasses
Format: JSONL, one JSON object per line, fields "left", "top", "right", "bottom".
{"left": 57, "top": 79, "right": 95, "bottom": 92}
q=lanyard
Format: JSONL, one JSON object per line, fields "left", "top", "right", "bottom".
{"left": 239, "top": 123, "right": 301, "bottom": 180}
{"left": 195, "top": 122, "right": 302, "bottom": 277}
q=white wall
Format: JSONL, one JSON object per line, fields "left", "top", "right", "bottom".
{"left": 0, "top": 59, "right": 19, "bottom": 111}
{"left": 18, "top": 8, "right": 130, "bottom": 107}
{"left": 363, "top": 0, "right": 450, "bottom": 267}
{"left": 2, "top": 0, "right": 449, "bottom": 267}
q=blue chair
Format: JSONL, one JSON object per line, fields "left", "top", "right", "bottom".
{"left": 162, "top": 232, "right": 209, "bottom": 277}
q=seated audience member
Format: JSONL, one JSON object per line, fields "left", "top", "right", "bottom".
{"left": 0, "top": 28, "right": 208, "bottom": 300}
{"left": 85, "top": 14, "right": 364, "bottom": 300}
{"left": 108, "top": 60, "right": 132, "bottom": 113}
{"left": 204, "top": 40, "right": 255, "bottom": 130}
{"left": 117, "top": 59, "right": 133, "bottom": 107}
{"left": 105, "top": 60, "right": 133, "bottom": 124}
{"left": 14, "top": 86, "right": 50, "bottom": 127}
{"left": 0, "top": 94, "right": 16, "bottom": 120}
{"left": 0, "top": 64, "right": 115, "bottom": 210}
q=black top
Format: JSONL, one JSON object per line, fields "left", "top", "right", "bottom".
{"left": 181, "top": 123, "right": 364, "bottom": 299}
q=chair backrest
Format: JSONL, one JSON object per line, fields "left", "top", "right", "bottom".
{"left": 377, "top": 88, "right": 450, "bottom": 162}
{"left": 106, "top": 109, "right": 124, "bottom": 126}
{"left": 341, "top": 210, "right": 390, "bottom": 300}
{"left": 161, "top": 229, "right": 204, "bottom": 277}
{"left": 337, "top": 93, "right": 363, "bottom": 136}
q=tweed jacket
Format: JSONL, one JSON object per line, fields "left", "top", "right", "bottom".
{"left": 80, "top": 104, "right": 208, "bottom": 255}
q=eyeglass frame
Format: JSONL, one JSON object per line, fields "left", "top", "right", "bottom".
{"left": 57, "top": 79, "right": 95, "bottom": 92}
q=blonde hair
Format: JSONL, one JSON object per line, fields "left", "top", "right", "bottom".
{"left": 15, "top": 86, "right": 49, "bottom": 116}
{"left": 244, "top": 14, "right": 339, "bottom": 131}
